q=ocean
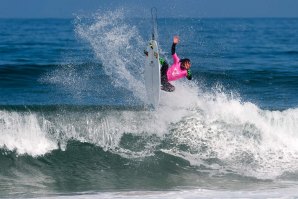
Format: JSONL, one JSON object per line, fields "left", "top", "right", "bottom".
{"left": 1, "top": 10, "right": 298, "bottom": 198}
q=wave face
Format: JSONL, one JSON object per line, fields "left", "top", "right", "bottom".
{"left": 1, "top": 88, "right": 298, "bottom": 197}
{"left": 1, "top": 11, "right": 298, "bottom": 198}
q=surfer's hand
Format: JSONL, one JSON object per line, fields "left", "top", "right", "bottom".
{"left": 173, "top": 36, "right": 179, "bottom": 44}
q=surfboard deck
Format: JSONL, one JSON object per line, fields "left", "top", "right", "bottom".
{"left": 144, "top": 40, "right": 161, "bottom": 109}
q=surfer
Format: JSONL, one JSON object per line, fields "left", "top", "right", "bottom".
{"left": 145, "top": 36, "right": 192, "bottom": 92}
{"left": 159, "top": 36, "right": 192, "bottom": 92}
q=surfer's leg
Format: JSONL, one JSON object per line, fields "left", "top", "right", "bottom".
{"left": 160, "top": 60, "right": 175, "bottom": 92}
{"left": 160, "top": 58, "right": 168, "bottom": 78}
{"left": 161, "top": 82, "right": 175, "bottom": 92}
{"left": 160, "top": 59, "right": 169, "bottom": 86}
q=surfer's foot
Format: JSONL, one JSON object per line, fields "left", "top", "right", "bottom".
{"left": 144, "top": 50, "right": 148, "bottom": 56}
{"left": 161, "top": 82, "right": 175, "bottom": 92}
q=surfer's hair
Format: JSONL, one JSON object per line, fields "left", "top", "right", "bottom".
{"left": 180, "top": 58, "right": 191, "bottom": 69}
{"left": 180, "top": 58, "right": 190, "bottom": 64}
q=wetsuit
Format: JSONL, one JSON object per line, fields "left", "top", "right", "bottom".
{"left": 160, "top": 43, "right": 192, "bottom": 92}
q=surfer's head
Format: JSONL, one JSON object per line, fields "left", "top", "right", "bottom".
{"left": 180, "top": 58, "right": 191, "bottom": 70}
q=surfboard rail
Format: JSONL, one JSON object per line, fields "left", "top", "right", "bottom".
{"left": 144, "top": 40, "right": 161, "bottom": 109}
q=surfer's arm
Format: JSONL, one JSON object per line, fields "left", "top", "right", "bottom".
{"left": 171, "top": 43, "right": 176, "bottom": 55}
{"left": 171, "top": 36, "right": 179, "bottom": 54}
{"left": 172, "top": 44, "right": 180, "bottom": 64}
{"left": 172, "top": 36, "right": 180, "bottom": 63}
{"left": 186, "top": 69, "right": 192, "bottom": 80}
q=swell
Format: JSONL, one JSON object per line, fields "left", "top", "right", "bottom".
{"left": 0, "top": 63, "right": 103, "bottom": 77}
{"left": 0, "top": 62, "right": 104, "bottom": 88}
{"left": 198, "top": 69, "right": 298, "bottom": 85}
{"left": 0, "top": 140, "right": 263, "bottom": 196}
{"left": 0, "top": 64, "right": 55, "bottom": 88}
{"left": 196, "top": 69, "right": 298, "bottom": 110}
{"left": 0, "top": 104, "right": 146, "bottom": 113}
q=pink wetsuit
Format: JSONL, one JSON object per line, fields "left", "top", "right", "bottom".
{"left": 166, "top": 53, "right": 187, "bottom": 81}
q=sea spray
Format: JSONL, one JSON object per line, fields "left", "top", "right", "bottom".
{"left": 42, "top": 10, "right": 148, "bottom": 104}
{"left": 75, "top": 9, "right": 147, "bottom": 102}
{"left": 0, "top": 110, "right": 57, "bottom": 156}
{"left": 163, "top": 85, "right": 298, "bottom": 179}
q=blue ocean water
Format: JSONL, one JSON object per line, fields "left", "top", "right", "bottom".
{"left": 1, "top": 10, "right": 298, "bottom": 198}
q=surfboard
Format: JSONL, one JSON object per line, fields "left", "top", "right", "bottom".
{"left": 144, "top": 40, "right": 161, "bottom": 109}
{"left": 144, "top": 8, "right": 160, "bottom": 109}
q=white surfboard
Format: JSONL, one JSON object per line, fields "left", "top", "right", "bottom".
{"left": 144, "top": 40, "right": 161, "bottom": 109}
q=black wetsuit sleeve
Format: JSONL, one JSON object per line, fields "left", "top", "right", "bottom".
{"left": 186, "top": 69, "right": 192, "bottom": 80}
{"left": 171, "top": 43, "right": 176, "bottom": 55}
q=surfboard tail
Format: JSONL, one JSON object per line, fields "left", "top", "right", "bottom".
{"left": 151, "top": 7, "right": 158, "bottom": 41}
